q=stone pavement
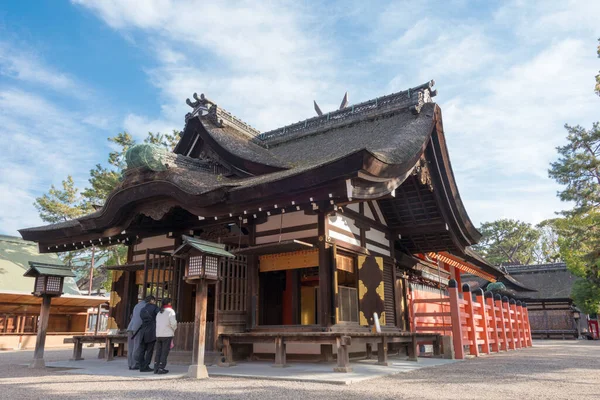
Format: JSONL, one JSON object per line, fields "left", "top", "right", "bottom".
{"left": 2, "top": 341, "right": 600, "bottom": 399}
{"left": 45, "top": 354, "right": 456, "bottom": 384}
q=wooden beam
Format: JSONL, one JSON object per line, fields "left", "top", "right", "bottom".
{"left": 318, "top": 210, "right": 332, "bottom": 327}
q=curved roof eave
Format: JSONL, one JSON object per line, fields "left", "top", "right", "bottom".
{"left": 427, "top": 105, "right": 482, "bottom": 247}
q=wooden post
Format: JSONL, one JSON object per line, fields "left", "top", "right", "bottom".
{"left": 15, "top": 315, "right": 22, "bottom": 334}
{"left": 246, "top": 222, "right": 258, "bottom": 330}
{"left": 504, "top": 297, "right": 516, "bottom": 350}
{"left": 365, "top": 343, "right": 373, "bottom": 359}
{"left": 334, "top": 335, "right": 352, "bottom": 372}
{"left": 523, "top": 303, "right": 532, "bottom": 347}
{"left": 486, "top": 292, "right": 499, "bottom": 353}
{"left": 448, "top": 279, "right": 465, "bottom": 360}
{"left": 71, "top": 337, "right": 84, "bottom": 361}
{"left": 318, "top": 210, "right": 332, "bottom": 327}
{"left": 475, "top": 289, "right": 490, "bottom": 355}
{"left": 463, "top": 284, "right": 479, "bottom": 357}
{"left": 510, "top": 299, "right": 521, "bottom": 349}
{"left": 516, "top": 301, "right": 526, "bottom": 348}
{"left": 94, "top": 305, "right": 102, "bottom": 335}
{"left": 377, "top": 336, "right": 389, "bottom": 366}
{"left": 495, "top": 294, "right": 507, "bottom": 351}
{"left": 188, "top": 279, "right": 209, "bottom": 379}
{"left": 30, "top": 294, "right": 51, "bottom": 368}
{"left": 273, "top": 336, "right": 287, "bottom": 367}
{"left": 89, "top": 246, "right": 96, "bottom": 295}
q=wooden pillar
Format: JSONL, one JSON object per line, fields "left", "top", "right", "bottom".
{"left": 188, "top": 279, "right": 209, "bottom": 379}
{"left": 273, "top": 336, "right": 287, "bottom": 367}
{"left": 475, "top": 289, "right": 490, "bottom": 355}
{"left": 510, "top": 299, "right": 521, "bottom": 349}
{"left": 516, "top": 301, "right": 526, "bottom": 348}
{"left": 318, "top": 210, "right": 332, "bottom": 327}
{"left": 15, "top": 315, "right": 22, "bottom": 334}
{"left": 333, "top": 336, "right": 352, "bottom": 372}
{"left": 377, "top": 336, "right": 389, "bottom": 366}
{"left": 495, "top": 294, "right": 508, "bottom": 351}
{"left": 94, "top": 305, "right": 102, "bottom": 335}
{"left": 504, "top": 297, "right": 516, "bottom": 350}
{"left": 246, "top": 222, "right": 258, "bottom": 330}
{"left": 463, "top": 284, "right": 479, "bottom": 357}
{"left": 448, "top": 279, "right": 465, "bottom": 360}
{"left": 523, "top": 303, "right": 533, "bottom": 347}
{"left": 30, "top": 294, "right": 51, "bottom": 368}
{"left": 486, "top": 292, "right": 500, "bottom": 353}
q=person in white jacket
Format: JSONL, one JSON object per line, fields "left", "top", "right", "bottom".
{"left": 153, "top": 298, "right": 177, "bottom": 374}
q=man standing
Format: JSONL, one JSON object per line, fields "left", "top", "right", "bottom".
{"left": 135, "top": 296, "right": 159, "bottom": 372}
{"left": 126, "top": 296, "right": 148, "bottom": 370}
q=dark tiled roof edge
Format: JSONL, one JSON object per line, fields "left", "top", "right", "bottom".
{"left": 254, "top": 80, "right": 436, "bottom": 146}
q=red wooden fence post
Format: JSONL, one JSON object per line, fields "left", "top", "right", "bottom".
{"left": 485, "top": 291, "right": 499, "bottom": 353}
{"left": 495, "top": 294, "right": 507, "bottom": 351}
{"left": 516, "top": 301, "right": 526, "bottom": 348}
{"left": 503, "top": 297, "right": 516, "bottom": 350}
{"left": 523, "top": 303, "right": 533, "bottom": 347}
{"left": 448, "top": 279, "right": 465, "bottom": 360}
{"left": 475, "top": 289, "right": 491, "bottom": 354}
{"left": 463, "top": 284, "right": 479, "bottom": 357}
{"left": 510, "top": 299, "right": 521, "bottom": 349}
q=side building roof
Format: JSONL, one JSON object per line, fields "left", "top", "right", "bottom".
{"left": 0, "top": 235, "right": 81, "bottom": 295}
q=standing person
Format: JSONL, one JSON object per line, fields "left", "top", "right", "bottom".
{"left": 135, "top": 295, "right": 159, "bottom": 372}
{"left": 126, "top": 297, "right": 147, "bottom": 370}
{"left": 154, "top": 298, "right": 177, "bottom": 374}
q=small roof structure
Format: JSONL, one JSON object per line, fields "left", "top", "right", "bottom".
{"left": 173, "top": 235, "right": 236, "bottom": 258}
{"left": 23, "top": 261, "right": 76, "bottom": 278}
{"left": 503, "top": 263, "right": 576, "bottom": 299}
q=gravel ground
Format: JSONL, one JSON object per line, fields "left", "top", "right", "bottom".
{"left": 1, "top": 340, "right": 599, "bottom": 400}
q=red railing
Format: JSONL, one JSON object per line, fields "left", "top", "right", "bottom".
{"left": 411, "top": 280, "right": 533, "bottom": 359}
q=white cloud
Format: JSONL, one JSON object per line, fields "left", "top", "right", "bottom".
{"left": 73, "top": 0, "right": 342, "bottom": 132}
{"left": 0, "top": 41, "right": 82, "bottom": 95}
{"left": 0, "top": 88, "right": 102, "bottom": 235}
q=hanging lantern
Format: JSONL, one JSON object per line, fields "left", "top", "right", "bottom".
{"left": 173, "top": 235, "right": 235, "bottom": 282}
{"left": 24, "top": 262, "right": 75, "bottom": 297}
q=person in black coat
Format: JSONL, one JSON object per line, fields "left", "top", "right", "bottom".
{"left": 134, "top": 295, "right": 159, "bottom": 372}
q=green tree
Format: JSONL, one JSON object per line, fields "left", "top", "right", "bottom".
{"left": 572, "top": 278, "right": 600, "bottom": 315}
{"left": 549, "top": 123, "right": 600, "bottom": 213}
{"left": 548, "top": 40, "right": 600, "bottom": 314}
{"left": 34, "top": 176, "right": 93, "bottom": 223}
{"left": 596, "top": 38, "right": 599, "bottom": 96}
{"left": 533, "top": 219, "right": 562, "bottom": 264}
{"left": 473, "top": 219, "right": 541, "bottom": 265}
{"left": 34, "top": 130, "right": 181, "bottom": 288}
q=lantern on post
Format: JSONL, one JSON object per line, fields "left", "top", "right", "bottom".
{"left": 173, "top": 235, "right": 235, "bottom": 379}
{"left": 23, "top": 262, "right": 76, "bottom": 368}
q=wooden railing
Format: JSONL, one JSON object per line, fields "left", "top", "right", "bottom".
{"left": 172, "top": 321, "right": 215, "bottom": 352}
{"left": 411, "top": 279, "right": 533, "bottom": 359}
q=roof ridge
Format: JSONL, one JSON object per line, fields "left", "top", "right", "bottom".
{"left": 185, "top": 93, "right": 261, "bottom": 138}
{"left": 254, "top": 80, "right": 437, "bottom": 146}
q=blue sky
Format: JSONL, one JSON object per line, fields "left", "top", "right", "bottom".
{"left": 0, "top": 0, "right": 598, "bottom": 236}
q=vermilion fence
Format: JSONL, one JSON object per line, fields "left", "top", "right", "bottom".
{"left": 411, "top": 279, "right": 533, "bottom": 359}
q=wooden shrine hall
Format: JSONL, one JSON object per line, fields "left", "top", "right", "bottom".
{"left": 20, "top": 81, "right": 530, "bottom": 370}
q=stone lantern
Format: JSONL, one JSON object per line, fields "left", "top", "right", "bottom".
{"left": 173, "top": 235, "right": 235, "bottom": 379}
{"left": 23, "top": 262, "right": 76, "bottom": 368}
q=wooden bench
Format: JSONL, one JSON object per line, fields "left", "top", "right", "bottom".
{"left": 64, "top": 334, "right": 128, "bottom": 361}
{"left": 218, "top": 332, "right": 442, "bottom": 372}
